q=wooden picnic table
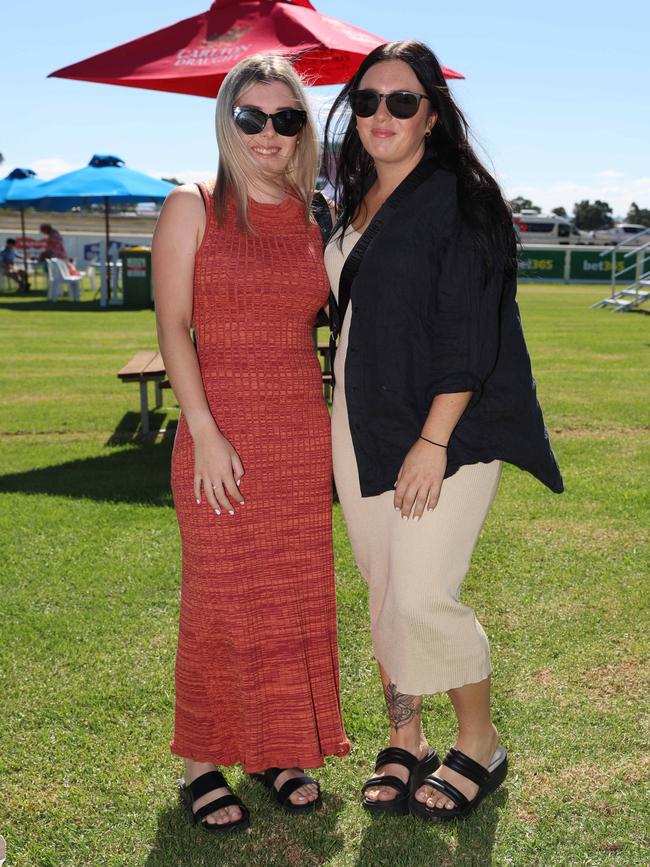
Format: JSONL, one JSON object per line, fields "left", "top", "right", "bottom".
{"left": 118, "top": 341, "right": 332, "bottom": 435}
{"left": 117, "top": 350, "right": 169, "bottom": 434}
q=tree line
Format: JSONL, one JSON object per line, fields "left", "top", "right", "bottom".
{"left": 3, "top": 151, "right": 648, "bottom": 229}
{"left": 509, "top": 196, "right": 650, "bottom": 229}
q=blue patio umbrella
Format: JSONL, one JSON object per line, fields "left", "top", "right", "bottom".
{"left": 8, "top": 155, "right": 175, "bottom": 298}
{"left": 0, "top": 168, "right": 42, "bottom": 289}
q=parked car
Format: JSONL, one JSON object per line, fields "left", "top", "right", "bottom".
{"left": 513, "top": 210, "right": 590, "bottom": 245}
{"left": 590, "top": 223, "right": 650, "bottom": 246}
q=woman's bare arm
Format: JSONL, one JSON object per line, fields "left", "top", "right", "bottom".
{"left": 153, "top": 186, "right": 210, "bottom": 435}
{"left": 152, "top": 185, "right": 244, "bottom": 514}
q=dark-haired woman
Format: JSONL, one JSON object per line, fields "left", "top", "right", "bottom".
{"left": 324, "top": 41, "right": 562, "bottom": 821}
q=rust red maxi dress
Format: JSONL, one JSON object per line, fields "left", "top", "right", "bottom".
{"left": 170, "top": 182, "right": 350, "bottom": 773}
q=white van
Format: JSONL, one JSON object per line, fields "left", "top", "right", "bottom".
{"left": 513, "top": 210, "right": 588, "bottom": 245}
{"left": 591, "top": 223, "right": 649, "bottom": 246}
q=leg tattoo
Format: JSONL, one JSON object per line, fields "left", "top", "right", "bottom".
{"left": 382, "top": 681, "right": 422, "bottom": 730}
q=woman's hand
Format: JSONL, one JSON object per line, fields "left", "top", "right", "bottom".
{"left": 393, "top": 438, "right": 447, "bottom": 520}
{"left": 193, "top": 422, "right": 245, "bottom": 516}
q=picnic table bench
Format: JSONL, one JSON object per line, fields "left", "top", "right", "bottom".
{"left": 118, "top": 341, "right": 332, "bottom": 435}
{"left": 117, "top": 350, "right": 170, "bottom": 434}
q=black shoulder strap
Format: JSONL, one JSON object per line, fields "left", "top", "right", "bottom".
{"left": 312, "top": 191, "right": 334, "bottom": 328}
{"left": 311, "top": 191, "right": 334, "bottom": 249}
{"left": 333, "top": 158, "right": 438, "bottom": 337}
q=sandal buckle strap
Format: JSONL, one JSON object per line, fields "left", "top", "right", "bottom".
{"left": 416, "top": 749, "right": 441, "bottom": 776}
{"left": 362, "top": 774, "right": 408, "bottom": 797}
{"left": 276, "top": 775, "right": 318, "bottom": 804}
{"left": 374, "top": 747, "right": 419, "bottom": 773}
{"left": 264, "top": 768, "right": 282, "bottom": 785}
{"left": 420, "top": 774, "right": 469, "bottom": 809}
{"left": 443, "top": 748, "right": 490, "bottom": 787}
{"left": 194, "top": 793, "right": 243, "bottom": 820}
{"left": 187, "top": 770, "right": 228, "bottom": 801}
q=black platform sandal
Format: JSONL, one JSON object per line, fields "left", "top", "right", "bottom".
{"left": 250, "top": 768, "right": 322, "bottom": 814}
{"left": 362, "top": 746, "right": 440, "bottom": 816}
{"left": 178, "top": 770, "right": 250, "bottom": 833}
{"left": 409, "top": 745, "right": 508, "bottom": 822}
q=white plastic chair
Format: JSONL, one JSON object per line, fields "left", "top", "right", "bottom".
{"left": 97, "top": 258, "right": 124, "bottom": 306}
{"left": 46, "top": 258, "right": 82, "bottom": 302}
{"left": 85, "top": 263, "right": 98, "bottom": 294}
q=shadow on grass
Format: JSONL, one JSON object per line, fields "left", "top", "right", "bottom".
{"left": 356, "top": 787, "right": 507, "bottom": 867}
{"left": 105, "top": 413, "right": 177, "bottom": 447}
{"left": 1, "top": 290, "right": 154, "bottom": 312}
{"left": 0, "top": 298, "right": 132, "bottom": 312}
{"left": 144, "top": 785, "right": 346, "bottom": 867}
{"left": 0, "top": 287, "right": 48, "bottom": 298}
{"left": 0, "top": 428, "right": 177, "bottom": 506}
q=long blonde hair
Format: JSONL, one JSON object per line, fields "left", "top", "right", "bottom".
{"left": 214, "top": 54, "right": 319, "bottom": 231}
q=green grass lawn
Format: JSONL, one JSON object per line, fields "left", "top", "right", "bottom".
{"left": 0, "top": 284, "right": 648, "bottom": 866}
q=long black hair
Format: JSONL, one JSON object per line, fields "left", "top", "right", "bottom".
{"left": 323, "top": 40, "right": 516, "bottom": 274}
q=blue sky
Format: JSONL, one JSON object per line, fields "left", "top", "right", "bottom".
{"left": 3, "top": 0, "right": 649, "bottom": 217}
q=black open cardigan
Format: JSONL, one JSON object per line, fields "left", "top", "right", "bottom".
{"left": 328, "top": 160, "right": 563, "bottom": 497}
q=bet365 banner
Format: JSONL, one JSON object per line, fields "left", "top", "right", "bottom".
{"left": 517, "top": 250, "right": 566, "bottom": 280}
{"left": 517, "top": 248, "right": 650, "bottom": 282}
{"left": 568, "top": 250, "right": 648, "bottom": 282}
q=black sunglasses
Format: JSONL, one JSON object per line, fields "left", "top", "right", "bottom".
{"left": 232, "top": 106, "right": 307, "bottom": 137}
{"left": 348, "top": 89, "right": 430, "bottom": 120}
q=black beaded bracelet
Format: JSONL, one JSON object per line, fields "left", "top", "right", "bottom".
{"left": 419, "top": 435, "right": 448, "bottom": 450}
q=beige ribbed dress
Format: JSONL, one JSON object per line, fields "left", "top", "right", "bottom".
{"left": 326, "top": 227, "right": 502, "bottom": 696}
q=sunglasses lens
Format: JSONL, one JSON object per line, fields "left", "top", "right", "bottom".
{"left": 272, "top": 109, "right": 306, "bottom": 137}
{"left": 385, "top": 92, "right": 420, "bottom": 119}
{"left": 349, "top": 90, "right": 379, "bottom": 118}
{"left": 234, "top": 108, "right": 266, "bottom": 135}
{"left": 234, "top": 107, "right": 306, "bottom": 137}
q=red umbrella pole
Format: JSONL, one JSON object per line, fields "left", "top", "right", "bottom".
{"left": 104, "top": 196, "right": 111, "bottom": 301}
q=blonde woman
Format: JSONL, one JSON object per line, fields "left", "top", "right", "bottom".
{"left": 153, "top": 55, "right": 349, "bottom": 833}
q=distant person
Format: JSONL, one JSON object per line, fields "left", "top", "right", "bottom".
{"left": 324, "top": 40, "right": 563, "bottom": 822}
{"left": 38, "top": 223, "right": 67, "bottom": 261}
{"left": 1, "top": 239, "right": 29, "bottom": 290}
{"left": 152, "top": 54, "right": 349, "bottom": 833}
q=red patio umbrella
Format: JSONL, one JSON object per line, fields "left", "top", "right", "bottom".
{"left": 50, "top": 0, "right": 463, "bottom": 97}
